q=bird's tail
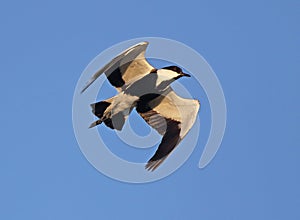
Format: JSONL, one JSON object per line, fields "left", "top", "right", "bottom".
{"left": 89, "top": 97, "right": 127, "bottom": 130}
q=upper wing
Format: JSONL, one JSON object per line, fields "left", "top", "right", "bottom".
{"left": 81, "top": 41, "right": 154, "bottom": 93}
{"left": 137, "top": 87, "right": 200, "bottom": 171}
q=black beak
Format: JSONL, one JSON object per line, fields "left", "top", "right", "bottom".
{"left": 181, "top": 72, "right": 191, "bottom": 77}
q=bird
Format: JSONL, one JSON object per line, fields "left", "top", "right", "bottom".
{"left": 81, "top": 42, "right": 200, "bottom": 171}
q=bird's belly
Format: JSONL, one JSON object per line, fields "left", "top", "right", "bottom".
{"left": 111, "top": 93, "right": 139, "bottom": 115}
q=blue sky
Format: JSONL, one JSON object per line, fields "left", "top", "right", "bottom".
{"left": 1, "top": 0, "right": 299, "bottom": 219}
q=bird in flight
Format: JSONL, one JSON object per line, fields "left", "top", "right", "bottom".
{"left": 81, "top": 42, "right": 200, "bottom": 171}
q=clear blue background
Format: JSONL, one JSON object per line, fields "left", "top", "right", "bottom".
{"left": 1, "top": 0, "right": 299, "bottom": 219}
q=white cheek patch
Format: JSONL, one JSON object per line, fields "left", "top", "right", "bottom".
{"left": 155, "top": 69, "right": 179, "bottom": 88}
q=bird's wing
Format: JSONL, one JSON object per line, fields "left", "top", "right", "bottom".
{"left": 81, "top": 41, "right": 154, "bottom": 93}
{"left": 137, "top": 87, "right": 200, "bottom": 171}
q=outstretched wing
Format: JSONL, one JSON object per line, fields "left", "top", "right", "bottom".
{"left": 81, "top": 41, "right": 154, "bottom": 93}
{"left": 137, "top": 88, "right": 200, "bottom": 171}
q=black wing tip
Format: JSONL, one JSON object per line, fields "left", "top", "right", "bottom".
{"left": 80, "top": 80, "right": 94, "bottom": 94}
{"left": 145, "top": 161, "right": 159, "bottom": 172}
{"left": 80, "top": 87, "right": 87, "bottom": 94}
{"left": 145, "top": 157, "right": 167, "bottom": 171}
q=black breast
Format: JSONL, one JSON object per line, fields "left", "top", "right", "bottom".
{"left": 136, "top": 93, "right": 162, "bottom": 113}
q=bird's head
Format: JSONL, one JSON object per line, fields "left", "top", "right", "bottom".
{"left": 161, "top": 66, "right": 191, "bottom": 80}
{"left": 153, "top": 66, "right": 191, "bottom": 91}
